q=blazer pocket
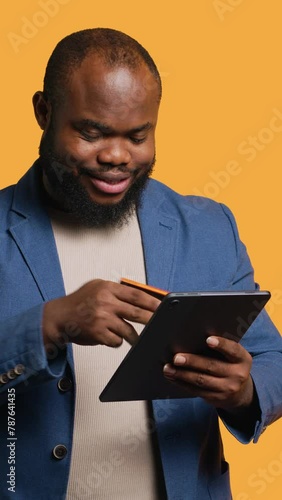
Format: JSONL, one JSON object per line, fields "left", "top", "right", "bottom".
{"left": 208, "top": 461, "right": 232, "bottom": 500}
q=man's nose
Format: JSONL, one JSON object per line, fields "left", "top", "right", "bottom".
{"left": 97, "top": 139, "right": 131, "bottom": 166}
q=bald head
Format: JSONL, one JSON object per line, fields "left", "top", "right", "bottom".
{"left": 43, "top": 28, "right": 162, "bottom": 107}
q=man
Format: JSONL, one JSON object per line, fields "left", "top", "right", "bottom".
{"left": 0, "top": 28, "right": 281, "bottom": 500}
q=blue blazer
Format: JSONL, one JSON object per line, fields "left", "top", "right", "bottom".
{"left": 1, "top": 163, "right": 282, "bottom": 500}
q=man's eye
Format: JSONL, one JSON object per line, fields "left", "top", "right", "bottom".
{"left": 130, "top": 136, "right": 146, "bottom": 144}
{"left": 80, "top": 131, "right": 101, "bottom": 141}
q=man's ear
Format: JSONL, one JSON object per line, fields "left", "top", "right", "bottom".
{"left": 32, "top": 91, "right": 52, "bottom": 131}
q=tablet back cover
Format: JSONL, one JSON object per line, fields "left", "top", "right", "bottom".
{"left": 99, "top": 291, "right": 270, "bottom": 402}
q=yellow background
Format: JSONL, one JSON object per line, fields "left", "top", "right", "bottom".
{"left": 1, "top": 1, "right": 282, "bottom": 498}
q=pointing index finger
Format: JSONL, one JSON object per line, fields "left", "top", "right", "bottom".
{"left": 118, "top": 283, "right": 161, "bottom": 312}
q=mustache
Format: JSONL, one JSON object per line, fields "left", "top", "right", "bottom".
{"left": 78, "top": 164, "right": 140, "bottom": 178}
{"left": 42, "top": 151, "right": 155, "bottom": 178}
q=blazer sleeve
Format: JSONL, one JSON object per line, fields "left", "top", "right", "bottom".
{"left": 0, "top": 303, "right": 67, "bottom": 404}
{"left": 218, "top": 203, "right": 282, "bottom": 444}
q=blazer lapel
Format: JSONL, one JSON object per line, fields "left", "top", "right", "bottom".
{"left": 138, "top": 180, "right": 179, "bottom": 292}
{"left": 8, "top": 163, "right": 65, "bottom": 301}
{"left": 8, "top": 163, "right": 75, "bottom": 370}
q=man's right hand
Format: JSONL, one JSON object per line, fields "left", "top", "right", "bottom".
{"left": 42, "top": 279, "right": 160, "bottom": 350}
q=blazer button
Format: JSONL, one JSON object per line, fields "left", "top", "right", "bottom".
{"left": 0, "top": 374, "right": 9, "bottom": 384}
{"left": 52, "top": 445, "right": 67, "bottom": 460}
{"left": 14, "top": 365, "right": 25, "bottom": 375}
{"left": 7, "top": 369, "right": 17, "bottom": 380}
{"left": 57, "top": 377, "right": 73, "bottom": 392}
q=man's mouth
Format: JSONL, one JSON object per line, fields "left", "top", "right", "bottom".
{"left": 87, "top": 174, "right": 132, "bottom": 195}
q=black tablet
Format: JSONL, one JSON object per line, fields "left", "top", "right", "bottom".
{"left": 99, "top": 290, "right": 270, "bottom": 402}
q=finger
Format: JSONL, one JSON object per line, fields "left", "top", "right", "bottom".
{"left": 171, "top": 351, "right": 251, "bottom": 385}
{"left": 206, "top": 336, "right": 251, "bottom": 363}
{"left": 117, "top": 302, "right": 156, "bottom": 325}
{"left": 163, "top": 363, "right": 236, "bottom": 396}
{"left": 163, "top": 363, "right": 222, "bottom": 402}
{"left": 109, "top": 291, "right": 157, "bottom": 325}
{"left": 111, "top": 318, "right": 139, "bottom": 346}
{"left": 163, "top": 363, "right": 219, "bottom": 389}
{"left": 86, "top": 280, "right": 160, "bottom": 314}
{"left": 116, "top": 283, "right": 161, "bottom": 312}
{"left": 91, "top": 281, "right": 160, "bottom": 323}
{"left": 75, "top": 328, "right": 124, "bottom": 348}
{"left": 172, "top": 352, "right": 229, "bottom": 378}
{"left": 95, "top": 315, "right": 139, "bottom": 346}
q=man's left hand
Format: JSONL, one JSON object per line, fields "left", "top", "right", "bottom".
{"left": 163, "top": 336, "right": 254, "bottom": 412}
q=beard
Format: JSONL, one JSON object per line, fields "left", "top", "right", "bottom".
{"left": 39, "top": 129, "right": 155, "bottom": 229}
